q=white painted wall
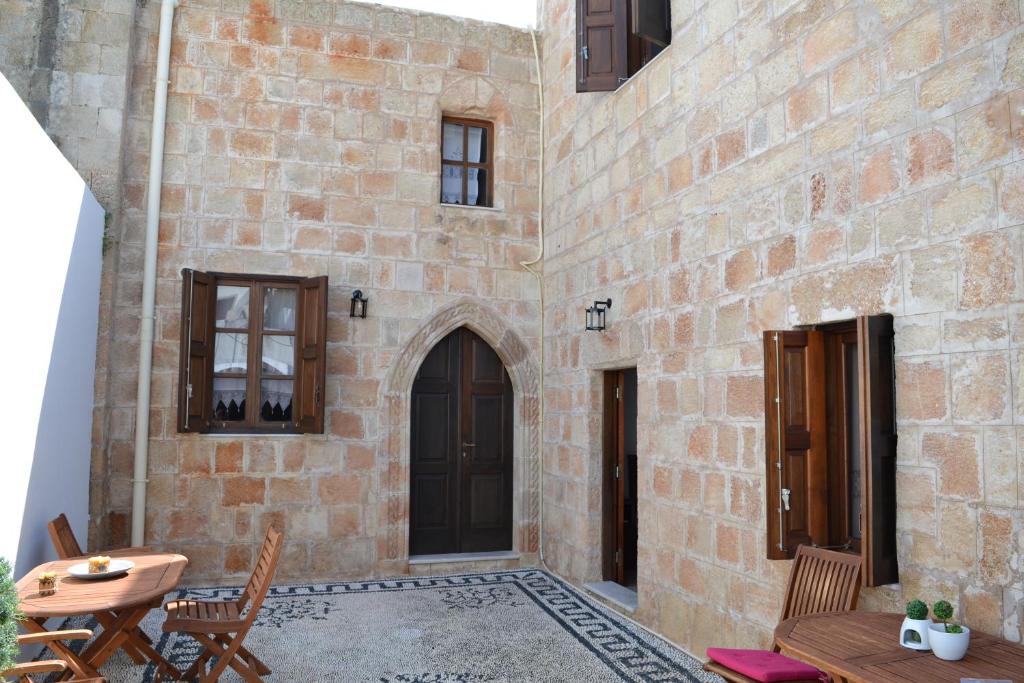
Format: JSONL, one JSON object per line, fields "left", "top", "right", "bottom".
{"left": 0, "top": 74, "right": 104, "bottom": 575}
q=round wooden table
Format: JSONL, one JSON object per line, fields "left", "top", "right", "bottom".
{"left": 775, "top": 611, "right": 1024, "bottom": 682}
{"left": 16, "top": 552, "right": 187, "bottom": 680}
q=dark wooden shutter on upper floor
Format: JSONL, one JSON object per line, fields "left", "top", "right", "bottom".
{"left": 178, "top": 268, "right": 214, "bottom": 433}
{"left": 296, "top": 276, "right": 328, "bottom": 434}
{"left": 764, "top": 330, "right": 828, "bottom": 560}
{"left": 858, "top": 314, "right": 898, "bottom": 586}
{"left": 631, "top": 0, "right": 671, "bottom": 47}
{"left": 577, "top": 0, "right": 628, "bottom": 92}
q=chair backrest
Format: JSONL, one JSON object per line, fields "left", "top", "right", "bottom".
{"left": 238, "top": 526, "right": 284, "bottom": 624}
{"left": 779, "top": 545, "right": 862, "bottom": 622}
{"left": 48, "top": 514, "right": 84, "bottom": 559}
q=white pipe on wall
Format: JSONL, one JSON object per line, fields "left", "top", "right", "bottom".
{"left": 525, "top": 28, "right": 547, "bottom": 566}
{"left": 131, "top": 0, "right": 179, "bottom": 547}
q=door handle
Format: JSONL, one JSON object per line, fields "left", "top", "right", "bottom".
{"left": 462, "top": 443, "right": 476, "bottom": 447}
{"left": 781, "top": 488, "right": 791, "bottom": 512}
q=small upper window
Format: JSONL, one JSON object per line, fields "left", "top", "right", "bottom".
{"left": 178, "top": 269, "right": 328, "bottom": 434}
{"left": 577, "top": 0, "right": 671, "bottom": 92}
{"left": 440, "top": 116, "right": 494, "bottom": 207}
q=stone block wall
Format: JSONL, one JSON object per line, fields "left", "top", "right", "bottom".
{"left": 539, "top": 0, "right": 1024, "bottom": 653}
{"left": 0, "top": 0, "right": 136, "bottom": 209}
{"left": 86, "top": 0, "right": 542, "bottom": 582}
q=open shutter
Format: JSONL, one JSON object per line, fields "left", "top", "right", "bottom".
{"left": 764, "top": 330, "right": 828, "bottom": 559}
{"left": 577, "top": 0, "right": 628, "bottom": 92}
{"left": 177, "top": 268, "right": 214, "bottom": 433}
{"left": 296, "top": 276, "right": 328, "bottom": 433}
{"left": 858, "top": 315, "right": 898, "bottom": 586}
{"left": 632, "top": 0, "right": 671, "bottom": 47}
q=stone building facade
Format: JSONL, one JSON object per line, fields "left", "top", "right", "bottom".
{"left": 540, "top": 0, "right": 1024, "bottom": 653}
{"left": 2, "top": 0, "right": 1023, "bottom": 660}
{"left": 3, "top": 0, "right": 542, "bottom": 581}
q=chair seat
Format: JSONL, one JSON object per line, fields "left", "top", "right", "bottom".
{"left": 704, "top": 660, "right": 821, "bottom": 683}
{"left": 163, "top": 599, "right": 244, "bottom": 634}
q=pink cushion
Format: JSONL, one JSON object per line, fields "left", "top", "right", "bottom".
{"left": 706, "top": 648, "right": 826, "bottom": 683}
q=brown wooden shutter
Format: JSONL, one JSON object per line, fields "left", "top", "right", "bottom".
{"left": 296, "top": 276, "right": 328, "bottom": 433}
{"left": 576, "top": 0, "right": 628, "bottom": 92}
{"left": 177, "top": 268, "right": 214, "bottom": 433}
{"left": 764, "top": 330, "right": 828, "bottom": 560}
{"left": 857, "top": 314, "right": 899, "bottom": 586}
{"left": 632, "top": 0, "right": 670, "bottom": 47}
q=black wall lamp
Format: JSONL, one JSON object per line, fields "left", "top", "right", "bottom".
{"left": 350, "top": 289, "right": 368, "bottom": 318}
{"left": 585, "top": 298, "right": 612, "bottom": 331}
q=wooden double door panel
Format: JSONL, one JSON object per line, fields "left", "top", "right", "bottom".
{"left": 409, "top": 328, "right": 514, "bottom": 556}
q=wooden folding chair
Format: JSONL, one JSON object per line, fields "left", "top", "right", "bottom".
{"left": 3, "top": 630, "right": 105, "bottom": 683}
{"left": 704, "top": 545, "right": 862, "bottom": 683}
{"left": 163, "top": 527, "right": 283, "bottom": 682}
{"left": 46, "top": 513, "right": 156, "bottom": 665}
{"left": 47, "top": 514, "right": 151, "bottom": 560}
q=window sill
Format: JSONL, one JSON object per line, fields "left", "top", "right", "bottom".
{"left": 439, "top": 203, "right": 503, "bottom": 213}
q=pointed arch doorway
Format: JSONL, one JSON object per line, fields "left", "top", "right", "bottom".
{"left": 409, "top": 327, "right": 514, "bottom": 555}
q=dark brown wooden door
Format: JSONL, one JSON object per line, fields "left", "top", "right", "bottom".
{"left": 409, "top": 328, "right": 513, "bottom": 555}
{"left": 603, "top": 368, "right": 637, "bottom": 586}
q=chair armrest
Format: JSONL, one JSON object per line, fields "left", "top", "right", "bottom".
{"left": 2, "top": 659, "right": 68, "bottom": 676}
{"left": 17, "top": 629, "right": 93, "bottom": 645}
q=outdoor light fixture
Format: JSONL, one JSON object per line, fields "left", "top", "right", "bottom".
{"left": 350, "top": 289, "right": 368, "bottom": 318}
{"left": 585, "top": 298, "right": 612, "bottom": 331}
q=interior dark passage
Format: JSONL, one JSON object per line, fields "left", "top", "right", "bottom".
{"left": 409, "top": 327, "right": 514, "bottom": 556}
{"left": 604, "top": 368, "right": 638, "bottom": 588}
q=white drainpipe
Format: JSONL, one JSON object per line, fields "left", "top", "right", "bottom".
{"left": 131, "top": 0, "right": 178, "bottom": 547}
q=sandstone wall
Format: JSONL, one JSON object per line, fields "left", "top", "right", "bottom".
{"left": 88, "top": 0, "right": 541, "bottom": 582}
{"left": 0, "top": 0, "right": 136, "bottom": 208}
{"left": 539, "top": 0, "right": 1024, "bottom": 652}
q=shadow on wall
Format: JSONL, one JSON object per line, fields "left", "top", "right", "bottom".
{"left": 16, "top": 189, "right": 102, "bottom": 573}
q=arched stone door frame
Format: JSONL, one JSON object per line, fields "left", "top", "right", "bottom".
{"left": 377, "top": 298, "right": 540, "bottom": 572}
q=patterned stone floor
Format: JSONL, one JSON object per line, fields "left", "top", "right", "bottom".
{"left": 71, "top": 570, "right": 719, "bottom": 682}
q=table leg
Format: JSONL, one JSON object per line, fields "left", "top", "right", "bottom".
{"left": 94, "top": 609, "right": 151, "bottom": 664}
{"left": 78, "top": 603, "right": 182, "bottom": 681}
{"left": 20, "top": 617, "right": 102, "bottom": 681}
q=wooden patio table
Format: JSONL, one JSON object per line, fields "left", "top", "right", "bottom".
{"left": 775, "top": 611, "right": 1024, "bottom": 682}
{"left": 16, "top": 551, "right": 187, "bottom": 681}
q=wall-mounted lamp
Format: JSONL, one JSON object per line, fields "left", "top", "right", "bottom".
{"left": 350, "top": 289, "right": 368, "bottom": 318}
{"left": 585, "top": 298, "right": 612, "bottom": 331}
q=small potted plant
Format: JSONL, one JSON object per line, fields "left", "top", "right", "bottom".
{"left": 928, "top": 600, "right": 970, "bottom": 661}
{"left": 900, "top": 599, "right": 932, "bottom": 650}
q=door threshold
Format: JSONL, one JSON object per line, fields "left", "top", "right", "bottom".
{"left": 584, "top": 581, "right": 638, "bottom": 613}
{"left": 408, "top": 550, "right": 520, "bottom": 565}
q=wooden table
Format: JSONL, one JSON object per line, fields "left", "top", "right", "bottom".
{"left": 775, "top": 611, "right": 1024, "bottom": 682}
{"left": 17, "top": 552, "right": 187, "bottom": 680}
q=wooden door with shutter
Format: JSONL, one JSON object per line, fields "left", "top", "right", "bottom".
{"left": 409, "top": 328, "right": 513, "bottom": 555}
{"left": 764, "top": 330, "right": 828, "bottom": 560}
{"left": 577, "top": 0, "right": 628, "bottom": 91}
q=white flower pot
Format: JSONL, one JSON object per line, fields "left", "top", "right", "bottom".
{"left": 928, "top": 623, "right": 970, "bottom": 661}
{"left": 899, "top": 617, "right": 932, "bottom": 650}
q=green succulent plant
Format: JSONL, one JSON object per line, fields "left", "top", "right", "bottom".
{"left": 0, "top": 558, "right": 22, "bottom": 673}
{"left": 932, "top": 599, "right": 963, "bottom": 633}
{"left": 905, "top": 599, "right": 928, "bottom": 620}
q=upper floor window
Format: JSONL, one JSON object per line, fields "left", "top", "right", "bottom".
{"left": 178, "top": 269, "right": 328, "bottom": 434}
{"left": 763, "top": 315, "right": 898, "bottom": 587}
{"left": 577, "top": 0, "right": 671, "bottom": 92}
{"left": 441, "top": 116, "right": 494, "bottom": 207}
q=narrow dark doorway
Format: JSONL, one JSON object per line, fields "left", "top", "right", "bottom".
{"left": 603, "top": 368, "right": 638, "bottom": 588}
{"left": 409, "top": 327, "right": 514, "bottom": 555}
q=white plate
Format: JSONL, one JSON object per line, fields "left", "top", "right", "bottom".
{"left": 66, "top": 559, "right": 135, "bottom": 579}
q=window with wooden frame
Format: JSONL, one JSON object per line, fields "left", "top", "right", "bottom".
{"left": 577, "top": 0, "right": 671, "bottom": 93}
{"left": 440, "top": 116, "right": 494, "bottom": 207}
{"left": 763, "top": 315, "right": 898, "bottom": 587}
{"left": 178, "top": 269, "right": 328, "bottom": 434}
